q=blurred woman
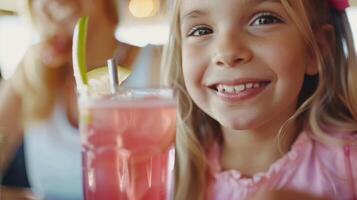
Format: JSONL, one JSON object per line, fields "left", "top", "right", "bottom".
{"left": 0, "top": 0, "right": 138, "bottom": 199}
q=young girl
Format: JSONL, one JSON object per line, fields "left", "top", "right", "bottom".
{"left": 162, "top": 0, "right": 357, "bottom": 199}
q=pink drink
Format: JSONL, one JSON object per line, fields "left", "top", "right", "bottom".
{"left": 80, "top": 90, "right": 176, "bottom": 200}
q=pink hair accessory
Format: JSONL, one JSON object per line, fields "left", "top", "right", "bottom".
{"left": 328, "top": 0, "right": 350, "bottom": 11}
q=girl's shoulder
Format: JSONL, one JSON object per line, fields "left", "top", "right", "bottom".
{"left": 306, "top": 129, "right": 357, "bottom": 158}
{"left": 303, "top": 130, "right": 357, "bottom": 197}
{"left": 303, "top": 129, "right": 357, "bottom": 168}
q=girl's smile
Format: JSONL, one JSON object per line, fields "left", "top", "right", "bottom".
{"left": 208, "top": 78, "right": 271, "bottom": 103}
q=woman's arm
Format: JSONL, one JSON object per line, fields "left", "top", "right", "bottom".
{"left": 0, "top": 78, "right": 24, "bottom": 173}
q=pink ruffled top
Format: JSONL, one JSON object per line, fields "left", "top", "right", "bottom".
{"left": 207, "top": 131, "right": 357, "bottom": 200}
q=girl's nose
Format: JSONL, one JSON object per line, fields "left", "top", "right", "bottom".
{"left": 211, "top": 35, "right": 252, "bottom": 67}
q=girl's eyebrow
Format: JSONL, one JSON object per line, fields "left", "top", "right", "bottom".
{"left": 181, "top": 0, "right": 281, "bottom": 21}
{"left": 248, "top": 0, "right": 281, "bottom": 6}
{"left": 181, "top": 10, "right": 207, "bottom": 21}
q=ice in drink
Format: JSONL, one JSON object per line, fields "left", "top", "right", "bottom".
{"left": 80, "top": 92, "right": 176, "bottom": 200}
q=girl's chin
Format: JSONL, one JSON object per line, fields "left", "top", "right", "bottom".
{"left": 218, "top": 118, "right": 260, "bottom": 131}
{"left": 221, "top": 124, "right": 254, "bottom": 131}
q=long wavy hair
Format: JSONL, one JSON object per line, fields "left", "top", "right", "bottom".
{"left": 13, "top": 0, "right": 119, "bottom": 125}
{"left": 161, "top": 0, "right": 357, "bottom": 199}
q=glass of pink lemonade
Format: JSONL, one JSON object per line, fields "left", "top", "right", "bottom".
{"left": 79, "top": 88, "right": 176, "bottom": 200}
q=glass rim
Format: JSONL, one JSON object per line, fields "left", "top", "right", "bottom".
{"left": 79, "top": 87, "right": 176, "bottom": 105}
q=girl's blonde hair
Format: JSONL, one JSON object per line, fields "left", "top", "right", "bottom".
{"left": 13, "top": 0, "right": 119, "bottom": 125}
{"left": 161, "top": 0, "right": 357, "bottom": 199}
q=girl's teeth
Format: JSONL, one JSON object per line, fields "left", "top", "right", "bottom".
{"left": 226, "top": 86, "right": 234, "bottom": 93}
{"left": 246, "top": 83, "right": 253, "bottom": 89}
{"left": 216, "top": 82, "right": 264, "bottom": 93}
{"left": 217, "top": 84, "right": 225, "bottom": 92}
{"left": 234, "top": 85, "right": 245, "bottom": 92}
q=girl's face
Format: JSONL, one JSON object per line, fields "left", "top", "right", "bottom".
{"left": 180, "top": 0, "right": 317, "bottom": 131}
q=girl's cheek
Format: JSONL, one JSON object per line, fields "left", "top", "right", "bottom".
{"left": 182, "top": 49, "right": 198, "bottom": 69}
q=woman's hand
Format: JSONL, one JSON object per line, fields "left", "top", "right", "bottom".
{"left": 247, "top": 189, "right": 330, "bottom": 200}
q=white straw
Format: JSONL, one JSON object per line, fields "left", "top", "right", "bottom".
{"left": 107, "top": 58, "right": 119, "bottom": 94}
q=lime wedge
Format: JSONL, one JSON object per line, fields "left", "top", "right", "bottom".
{"left": 72, "top": 16, "right": 89, "bottom": 92}
{"left": 87, "top": 66, "right": 131, "bottom": 95}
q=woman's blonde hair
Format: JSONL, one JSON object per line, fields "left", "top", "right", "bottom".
{"left": 161, "top": 0, "right": 357, "bottom": 199}
{"left": 13, "top": 0, "right": 120, "bottom": 125}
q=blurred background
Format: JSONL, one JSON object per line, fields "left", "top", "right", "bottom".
{"left": 0, "top": 0, "right": 172, "bottom": 81}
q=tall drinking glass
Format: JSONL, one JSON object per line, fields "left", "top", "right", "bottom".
{"left": 79, "top": 88, "right": 176, "bottom": 200}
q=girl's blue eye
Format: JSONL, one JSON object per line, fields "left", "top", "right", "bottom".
{"left": 250, "top": 13, "right": 283, "bottom": 26}
{"left": 187, "top": 26, "right": 213, "bottom": 37}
